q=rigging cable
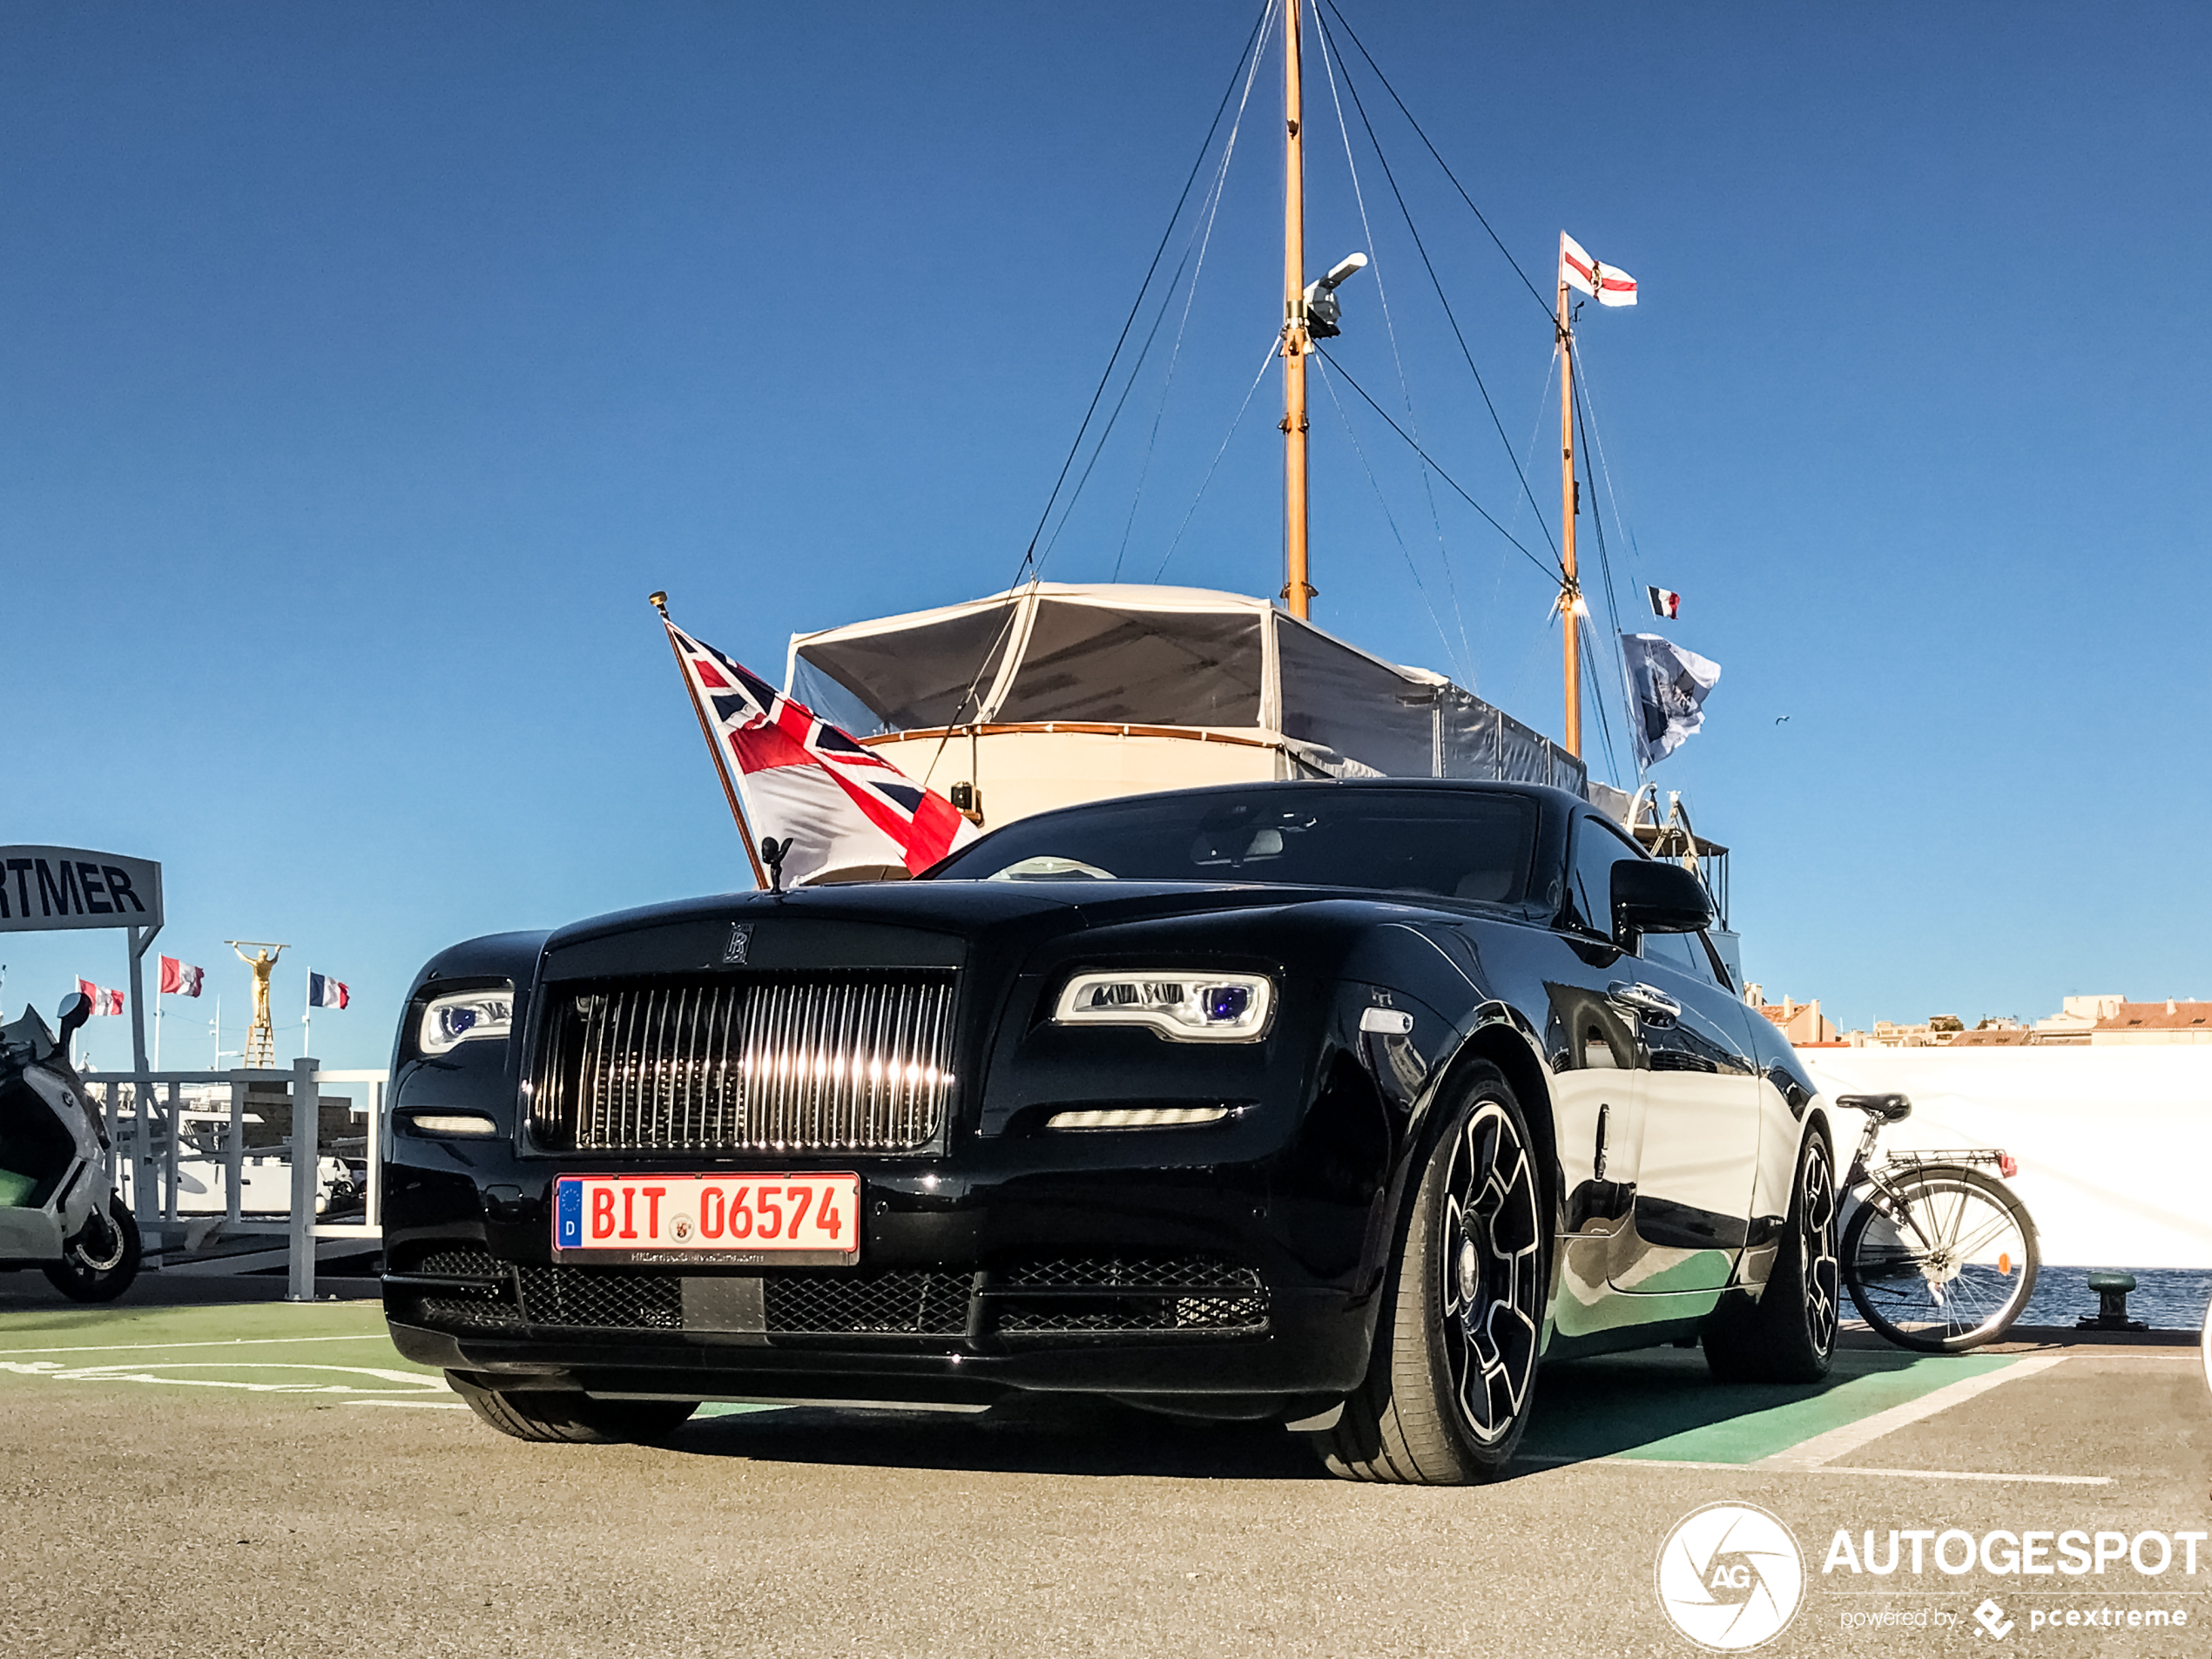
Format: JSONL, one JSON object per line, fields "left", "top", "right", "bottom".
{"left": 1037, "top": 1, "right": 1274, "bottom": 572}
{"left": 1110, "top": 11, "right": 1271, "bottom": 578}
{"left": 1312, "top": 354, "right": 1466, "bottom": 676}
{"left": 1576, "top": 610, "right": 1627, "bottom": 786}
{"left": 911, "top": 1, "right": 1272, "bottom": 788}
{"left": 1309, "top": 9, "right": 1474, "bottom": 685}
{"left": 1314, "top": 345, "right": 1561, "bottom": 583}
{"left": 1317, "top": 0, "right": 1554, "bottom": 321}
{"left": 1153, "top": 341, "right": 1280, "bottom": 581}
{"left": 1312, "top": 2, "right": 1560, "bottom": 567}
{"left": 1571, "top": 343, "right": 1647, "bottom": 779}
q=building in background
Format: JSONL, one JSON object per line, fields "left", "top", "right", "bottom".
{"left": 1826, "top": 993, "right": 2211, "bottom": 1049}
{"left": 1743, "top": 985, "right": 1839, "bottom": 1045}
{"left": 2087, "top": 999, "right": 2212, "bottom": 1046}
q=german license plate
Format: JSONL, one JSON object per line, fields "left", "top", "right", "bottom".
{"left": 551, "top": 1173, "right": 860, "bottom": 1266}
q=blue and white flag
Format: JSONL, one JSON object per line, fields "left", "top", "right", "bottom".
{"left": 1622, "top": 633, "right": 1720, "bottom": 767}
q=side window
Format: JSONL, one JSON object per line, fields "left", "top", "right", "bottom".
{"left": 1568, "top": 815, "right": 1635, "bottom": 937}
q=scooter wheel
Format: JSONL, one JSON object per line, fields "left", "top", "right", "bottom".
{"left": 44, "top": 1197, "right": 141, "bottom": 1303}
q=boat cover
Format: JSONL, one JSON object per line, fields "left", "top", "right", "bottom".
{"left": 787, "top": 584, "right": 1587, "bottom": 795}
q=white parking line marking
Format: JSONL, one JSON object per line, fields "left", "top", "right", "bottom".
{"left": 1523, "top": 1455, "right": 2108, "bottom": 1486}
{"left": 0, "top": 1334, "right": 392, "bottom": 1358}
{"left": 1756, "top": 1355, "right": 2067, "bottom": 1470}
{"left": 345, "top": 1399, "right": 471, "bottom": 1410}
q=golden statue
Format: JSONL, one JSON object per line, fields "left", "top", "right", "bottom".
{"left": 227, "top": 941, "right": 288, "bottom": 1069}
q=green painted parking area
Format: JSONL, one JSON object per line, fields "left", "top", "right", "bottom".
{"left": 0, "top": 1299, "right": 451, "bottom": 1406}
{"left": 0, "top": 1300, "right": 2051, "bottom": 1469}
{"left": 1522, "top": 1345, "right": 2019, "bottom": 1466}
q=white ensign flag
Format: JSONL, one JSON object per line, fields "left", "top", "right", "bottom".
{"left": 1622, "top": 633, "right": 1720, "bottom": 766}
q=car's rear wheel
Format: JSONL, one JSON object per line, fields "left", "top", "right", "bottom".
{"left": 1703, "top": 1128, "right": 1838, "bottom": 1384}
{"left": 446, "top": 1373, "right": 698, "bottom": 1443}
{"left": 1315, "top": 1063, "right": 1546, "bottom": 1484}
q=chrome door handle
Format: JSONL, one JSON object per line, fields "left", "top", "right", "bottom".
{"left": 1606, "top": 981, "right": 1682, "bottom": 1022}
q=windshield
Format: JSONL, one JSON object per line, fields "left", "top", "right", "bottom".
{"left": 927, "top": 786, "right": 1540, "bottom": 904}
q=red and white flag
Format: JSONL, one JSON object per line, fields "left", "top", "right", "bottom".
{"left": 76, "top": 978, "right": 124, "bottom": 1015}
{"left": 1647, "top": 585, "right": 1682, "bottom": 619}
{"left": 663, "top": 615, "right": 981, "bottom": 887}
{"left": 1561, "top": 232, "right": 1637, "bottom": 307}
{"left": 308, "top": 973, "right": 348, "bottom": 1010}
{"left": 159, "top": 955, "right": 205, "bottom": 996}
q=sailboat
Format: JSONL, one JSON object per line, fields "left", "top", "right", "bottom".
{"left": 769, "top": 0, "right": 1737, "bottom": 966}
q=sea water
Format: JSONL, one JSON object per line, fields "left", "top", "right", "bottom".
{"left": 2017, "top": 1265, "right": 2212, "bottom": 1330}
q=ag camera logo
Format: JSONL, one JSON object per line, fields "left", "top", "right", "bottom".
{"left": 1656, "top": 1502, "right": 1805, "bottom": 1650}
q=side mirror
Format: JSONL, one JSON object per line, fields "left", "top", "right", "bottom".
{"left": 1610, "top": 860, "right": 1711, "bottom": 941}
{"left": 57, "top": 990, "right": 93, "bottom": 1040}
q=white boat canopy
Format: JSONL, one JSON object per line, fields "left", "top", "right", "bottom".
{"left": 786, "top": 583, "right": 1585, "bottom": 794}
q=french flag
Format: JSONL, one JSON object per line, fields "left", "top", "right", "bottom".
{"left": 1647, "top": 585, "right": 1682, "bottom": 620}
{"left": 308, "top": 973, "right": 349, "bottom": 1010}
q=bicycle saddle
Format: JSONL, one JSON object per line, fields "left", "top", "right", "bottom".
{"left": 1837, "top": 1092, "right": 1912, "bottom": 1123}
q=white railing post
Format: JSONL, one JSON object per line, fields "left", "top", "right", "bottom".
{"left": 226, "top": 1074, "right": 246, "bottom": 1225}
{"left": 365, "top": 1077, "right": 384, "bottom": 1233}
{"left": 287, "top": 1056, "right": 319, "bottom": 1302}
{"left": 164, "top": 1081, "right": 182, "bottom": 1227}
{"left": 131, "top": 1082, "right": 158, "bottom": 1264}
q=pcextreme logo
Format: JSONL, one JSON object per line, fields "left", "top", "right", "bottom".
{"left": 1656, "top": 1503, "right": 1807, "bottom": 1651}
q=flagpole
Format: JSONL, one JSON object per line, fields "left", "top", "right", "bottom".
{"left": 1558, "top": 234, "right": 1581, "bottom": 759}
{"left": 651, "top": 592, "right": 771, "bottom": 890}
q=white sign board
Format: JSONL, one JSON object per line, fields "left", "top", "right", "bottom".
{"left": 0, "top": 846, "right": 164, "bottom": 934}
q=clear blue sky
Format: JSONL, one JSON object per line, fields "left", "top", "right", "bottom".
{"left": 4, "top": 2, "right": 2206, "bottom": 1068}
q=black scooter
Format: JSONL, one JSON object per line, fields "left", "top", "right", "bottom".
{"left": 0, "top": 991, "right": 141, "bottom": 1301}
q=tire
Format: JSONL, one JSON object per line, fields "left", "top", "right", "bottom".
{"left": 1316, "top": 1063, "right": 1547, "bottom": 1484}
{"left": 1842, "top": 1166, "right": 2038, "bottom": 1352}
{"left": 44, "top": 1196, "right": 141, "bottom": 1304}
{"left": 446, "top": 1372, "right": 698, "bottom": 1443}
{"left": 1703, "top": 1128, "right": 1839, "bottom": 1384}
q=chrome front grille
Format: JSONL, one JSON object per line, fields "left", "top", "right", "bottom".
{"left": 532, "top": 973, "right": 956, "bottom": 1154}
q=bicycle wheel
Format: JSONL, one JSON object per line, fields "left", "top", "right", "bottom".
{"left": 1842, "top": 1166, "right": 2038, "bottom": 1352}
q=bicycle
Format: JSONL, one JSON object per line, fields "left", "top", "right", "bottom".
{"left": 1835, "top": 1093, "right": 2040, "bottom": 1352}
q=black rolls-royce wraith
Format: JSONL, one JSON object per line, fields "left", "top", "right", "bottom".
{"left": 381, "top": 779, "right": 1839, "bottom": 1483}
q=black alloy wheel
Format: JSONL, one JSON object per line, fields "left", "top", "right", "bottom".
{"left": 1704, "top": 1129, "right": 1838, "bottom": 1384}
{"left": 1316, "top": 1062, "right": 1547, "bottom": 1483}
{"left": 44, "top": 1195, "right": 141, "bottom": 1303}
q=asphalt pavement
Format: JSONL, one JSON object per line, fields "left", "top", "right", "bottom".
{"left": 0, "top": 1276, "right": 2205, "bottom": 1658}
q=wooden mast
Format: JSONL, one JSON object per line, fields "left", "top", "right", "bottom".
{"left": 1556, "top": 237, "right": 1581, "bottom": 757}
{"left": 1280, "top": 0, "right": 1313, "bottom": 619}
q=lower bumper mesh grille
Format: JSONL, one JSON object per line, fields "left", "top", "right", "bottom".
{"left": 988, "top": 1255, "right": 1268, "bottom": 1334}
{"left": 388, "top": 1251, "right": 1265, "bottom": 1339}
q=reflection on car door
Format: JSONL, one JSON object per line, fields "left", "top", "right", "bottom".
{"left": 1607, "top": 948, "right": 1761, "bottom": 1294}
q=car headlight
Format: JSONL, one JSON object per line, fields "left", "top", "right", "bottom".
{"left": 418, "top": 985, "right": 515, "bottom": 1056}
{"left": 1051, "top": 971, "right": 1274, "bottom": 1042}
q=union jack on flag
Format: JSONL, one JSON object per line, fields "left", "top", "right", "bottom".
{"left": 664, "top": 617, "right": 980, "bottom": 887}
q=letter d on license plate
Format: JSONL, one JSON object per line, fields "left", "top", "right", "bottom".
{"left": 551, "top": 1173, "right": 861, "bottom": 1267}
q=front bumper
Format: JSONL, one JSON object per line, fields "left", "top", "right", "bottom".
{"left": 381, "top": 1131, "right": 1379, "bottom": 1410}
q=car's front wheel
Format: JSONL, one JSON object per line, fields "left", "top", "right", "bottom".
{"left": 446, "top": 1373, "right": 698, "bottom": 1443}
{"left": 1315, "top": 1063, "right": 1547, "bottom": 1483}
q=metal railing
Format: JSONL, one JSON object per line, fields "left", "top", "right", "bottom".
{"left": 82, "top": 1057, "right": 387, "bottom": 1301}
